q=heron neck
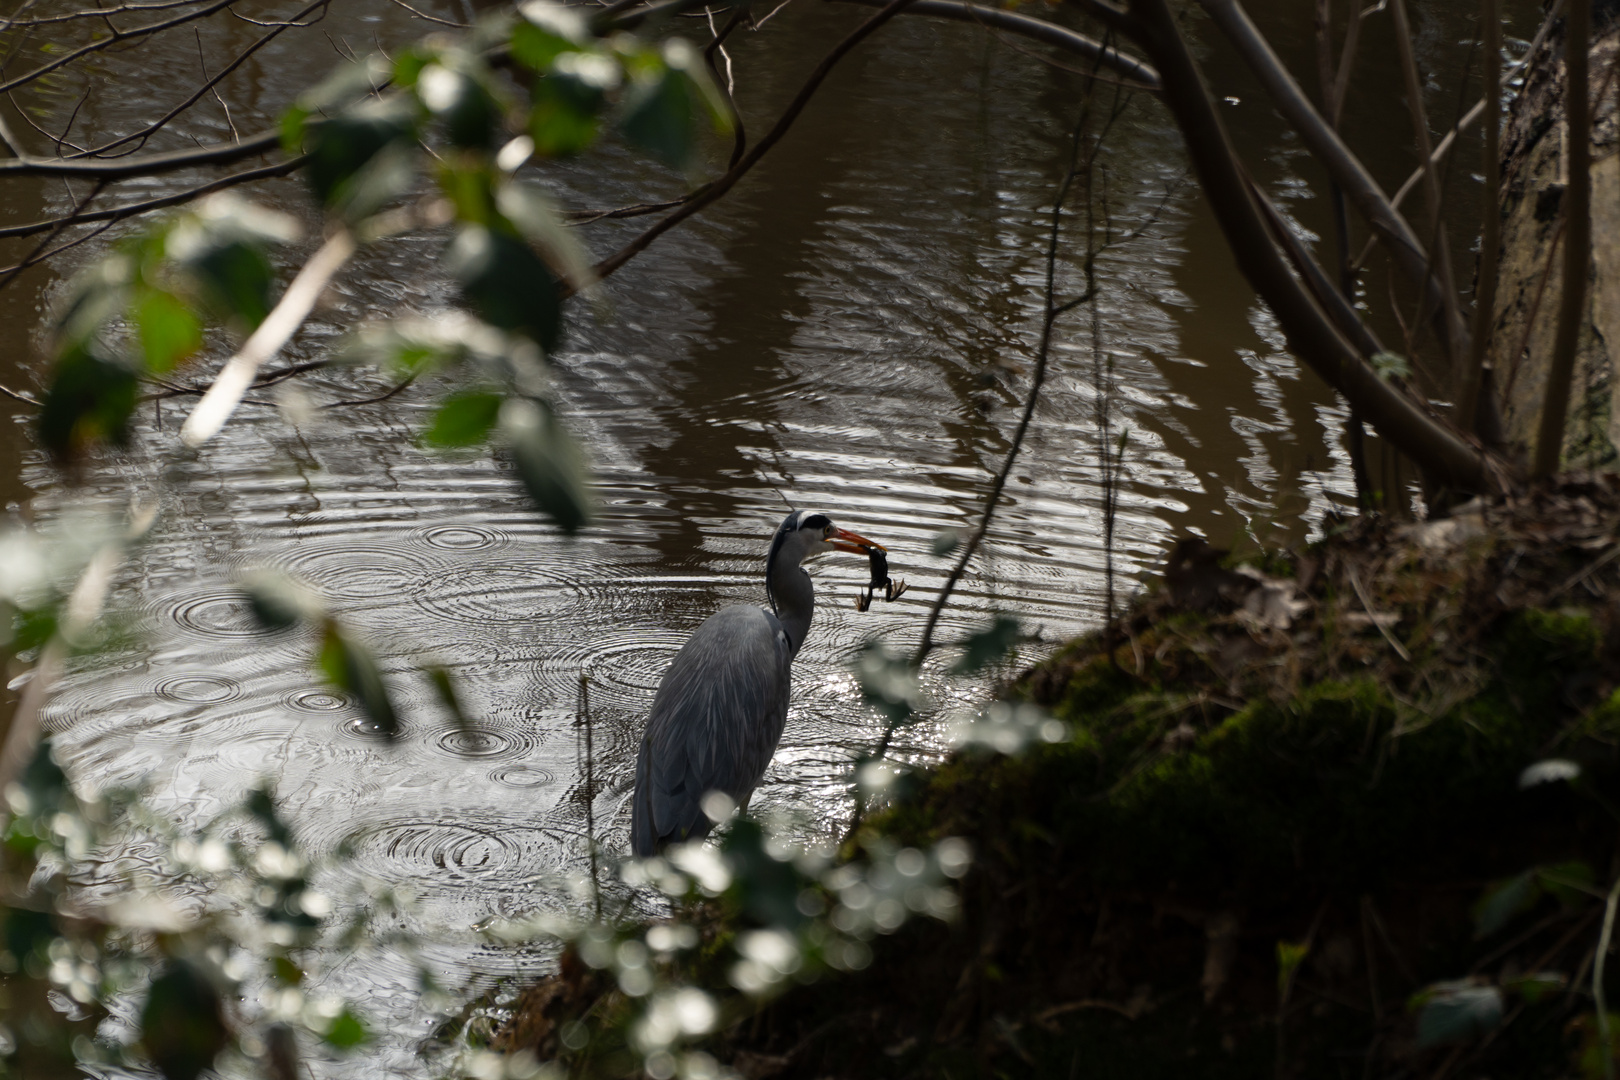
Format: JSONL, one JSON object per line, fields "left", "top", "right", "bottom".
{"left": 767, "top": 558, "right": 814, "bottom": 659}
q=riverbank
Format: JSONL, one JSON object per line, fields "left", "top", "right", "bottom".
{"left": 496, "top": 478, "right": 1620, "bottom": 1078}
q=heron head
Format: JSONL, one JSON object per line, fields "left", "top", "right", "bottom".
{"left": 771, "top": 509, "right": 884, "bottom": 565}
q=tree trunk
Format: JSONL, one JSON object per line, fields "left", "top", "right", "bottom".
{"left": 1486, "top": 10, "right": 1619, "bottom": 470}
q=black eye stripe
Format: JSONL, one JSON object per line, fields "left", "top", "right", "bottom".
{"left": 799, "top": 513, "right": 831, "bottom": 532}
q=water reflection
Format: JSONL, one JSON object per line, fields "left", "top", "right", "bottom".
{"left": 0, "top": 0, "right": 1542, "bottom": 1071}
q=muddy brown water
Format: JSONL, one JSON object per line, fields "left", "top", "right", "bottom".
{"left": 0, "top": 0, "right": 1542, "bottom": 1070}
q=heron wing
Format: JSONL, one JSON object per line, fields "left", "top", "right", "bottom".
{"left": 631, "top": 604, "right": 792, "bottom": 856}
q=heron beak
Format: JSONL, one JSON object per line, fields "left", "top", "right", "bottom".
{"left": 830, "top": 528, "right": 884, "bottom": 554}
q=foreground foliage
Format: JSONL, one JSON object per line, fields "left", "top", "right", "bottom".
{"left": 497, "top": 477, "right": 1620, "bottom": 1077}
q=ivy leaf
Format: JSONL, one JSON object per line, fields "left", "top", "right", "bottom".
{"left": 1412, "top": 983, "right": 1503, "bottom": 1047}
{"left": 424, "top": 390, "right": 504, "bottom": 447}
{"left": 134, "top": 288, "right": 202, "bottom": 374}
{"left": 1473, "top": 871, "right": 1538, "bottom": 939}
{"left": 442, "top": 225, "right": 563, "bottom": 354}
{"left": 1370, "top": 351, "right": 1411, "bottom": 381}
{"left": 951, "top": 614, "right": 1021, "bottom": 675}
{"left": 317, "top": 621, "right": 399, "bottom": 738}
{"left": 38, "top": 346, "right": 139, "bottom": 460}
{"left": 500, "top": 397, "right": 592, "bottom": 534}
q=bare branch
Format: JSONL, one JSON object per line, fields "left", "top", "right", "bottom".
{"left": 0, "top": 180, "right": 103, "bottom": 297}
{"left": 589, "top": 0, "right": 925, "bottom": 286}
{"left": 0, "top": 155, "right": 305, "bottom": 240}
{"left": 321, "top": 373, "right": 418, "bottom": 408}
{"left": 75, "top": 0, "right": 326, "bottom": 159}
{"left": 1130, "top": 0, "right": 1500, "bottom": 492}
{"left": 1389, "top": 0, "right": 1463, "bottom": 368}
{"left": 0, "top": 0, "right": 209, "bottom": 30}
{"left": 1196, "top": 0, "right": 1470, "bottom": 366}
{"left": 0, "top": 125, "right": 281, "bottom": 176}
{"left": 0, "top": 0, "right": 241, "bottom": 98}
{"left": 832, "top": 0, "right": 1160, "bottom": 90}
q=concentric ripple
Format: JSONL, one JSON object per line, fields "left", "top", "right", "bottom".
{"left": 434, "top": 725, "right": 536, "bottom": 760}
{"left": 340, "top": 815, "right": 567, "bottom": 889}
{"left": 281, "top": 687, "right": 351, "bottom": 713}
{"left": 258, "top": 543, "right": 444, "bottom": 604}
{"left": 163, "top": 589, "right": 279, "bottom": 640}
{"left": 154, "top": 673, "right": 241, "bottom": 705}
{"left": 411, "top": 524, "right": 507, "bottom": 552}
{"left": 488, "top": 764, "right": 556, "bottom": 788}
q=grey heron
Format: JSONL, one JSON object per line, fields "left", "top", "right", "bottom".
{"left": 630, "top": 510, "right": 884, "bottom": 856}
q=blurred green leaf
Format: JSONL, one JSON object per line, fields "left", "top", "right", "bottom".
{"left": 1473, "top": 871, "right": 1537, "bottom": 939}
{"left": 38, "top": 346, "right": 139, "bottom": 460}
{"left": 317, "top": 621, "right": 399, "bottom": 738}
{"left": 334, "top": 140, "right": 419, "bottom": 225}
{"left": 512, "top": 1, "right": 589, "bottom": 71}
{"left": 1538, "top": 860, "right": 1597, "bottom": 906}
{"left": 280, "top": 53, "right": 392, "bottom": 150}
{"left": 239, "top": 572, "right": 323, "bottom": 631}
{"left": 496, "top": 181, "right": 598, "bottom": 292}
{"left": 1503, "top": 971, "right": 1567, "bottom": 1004}
{"left": 417, "top": 60, "right": 501, "bottom": 149}
{"left": 178, "top": 237, "right": 274, "bottom": 328}
{"left": 140, "top": 960, "right": 229, "bottom": 1080}
{"left": 619, "top": 40, "right": 731, "bottom": 169}
{"left": 323, "top": 1006, "right": 369, "bottom": 1049}
{"left": 529, "top": 67, "right": 606, "bottom": 157}
{"left": 1412, "top": 982, "right": 1502, "bottom": 1047}
{"left": 721, "top": 818, "right": 808, "bottom": 930}
{"left": 931, "top": 529, "right": 960, "bottom": 556}
{"left": 53, "top": 254, "right": 133, "bottom": 351}
{"left": 951, "top": 614, "right": 1021, "bottom": 675}
{"left": 442, "top": 225, "right": 563, "bottom": 354}
{"left": 1520, "top": 758, "right": 1582, "bottom": 788}
{"left": 1276, "top": 939, "right": 1309, "bottom": 995}
{"left": 297, "top": 98, "right": 419, "bottom": 215}
{"left": 427, "top": 665, "right": 475, "bottom": 733}
{"left": 500, "top": 398, "right": 592, "bottom": 534}
{"left": 425, "top": 390, "right": 504, "bottom": 447}
{"left": 134, "top": 288, "right": 201, "bottom": 374}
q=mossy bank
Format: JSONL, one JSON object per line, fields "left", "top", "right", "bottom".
{"left": 499, "top": 477, "right": 1620, "bottom": 1078}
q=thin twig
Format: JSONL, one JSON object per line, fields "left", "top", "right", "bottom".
{"left": 0, "top": 180, "right": 104, "bottom": 297}
{"left": 320, "top": 373, "right": 417, "bottom": 408}
{"left": 587, "top": 0, "right": 922, "bottom": 288}
{"left": 387, "top": 0, "right": 469, "bottom": 26}
{"left": 1596, "top": 875, "right": 1620, "bottom": 1080}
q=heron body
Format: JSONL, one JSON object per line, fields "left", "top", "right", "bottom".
{"left": 630, "top": 510, "right": 881, "bottom": 857}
